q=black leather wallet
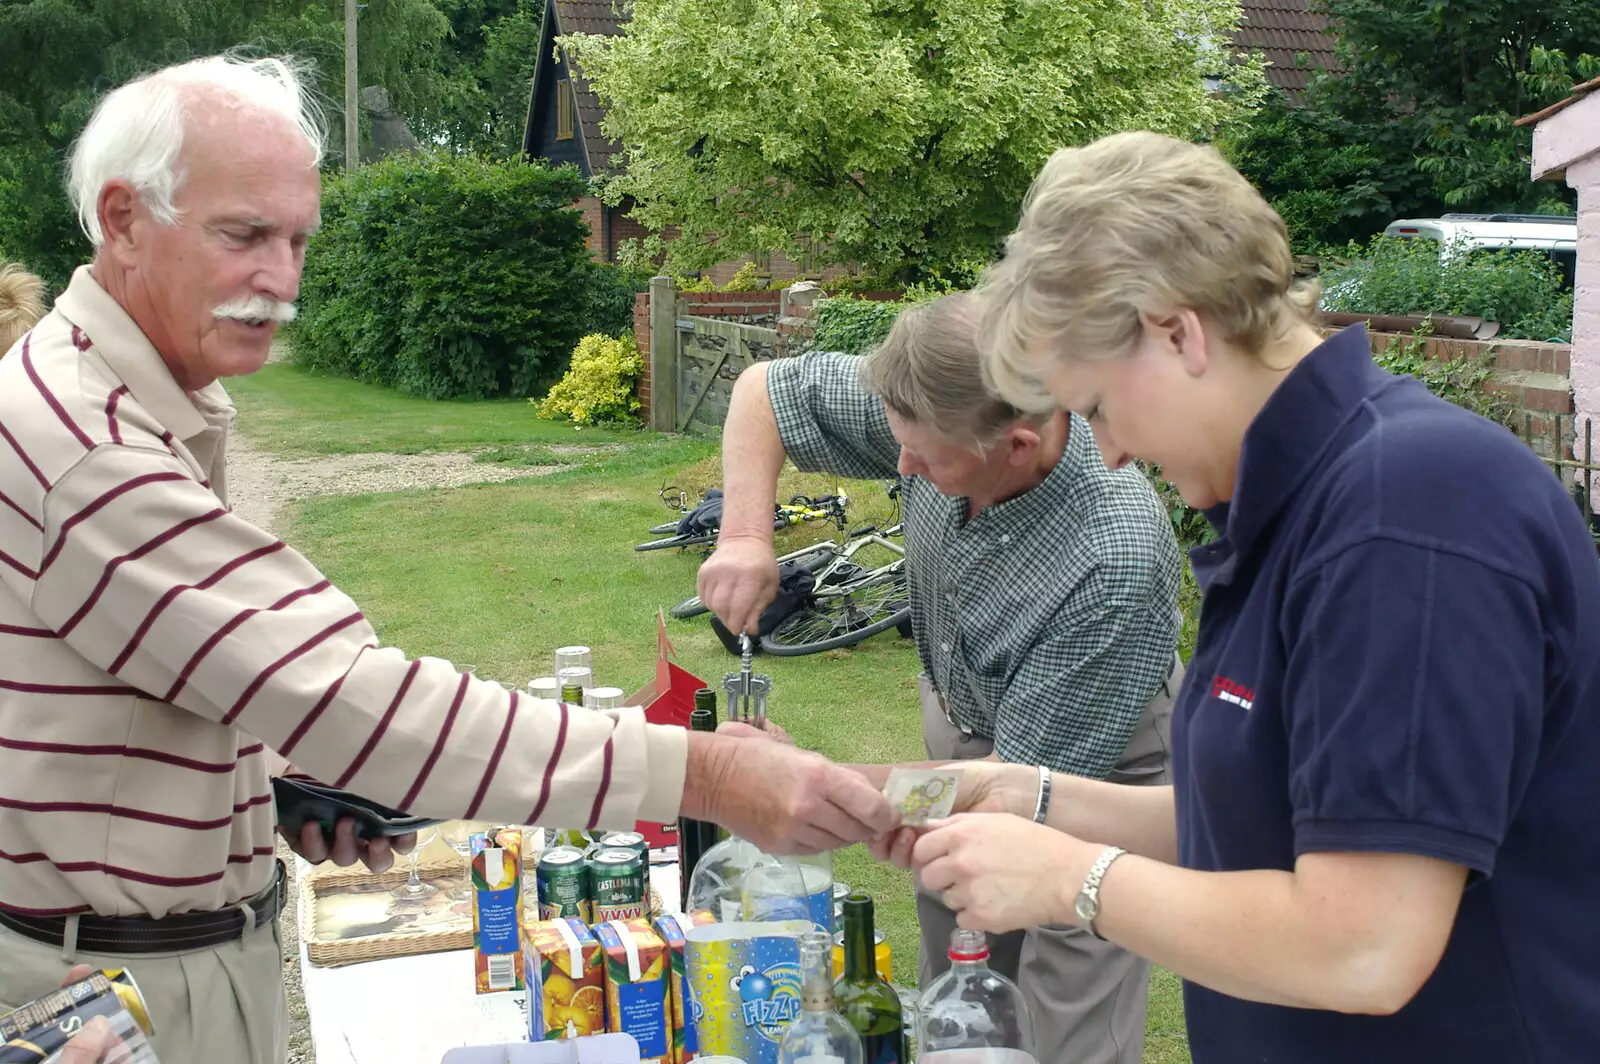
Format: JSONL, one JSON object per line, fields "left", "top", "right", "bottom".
{"left": 272, "top": 776, "right": 445, "bottom": 840}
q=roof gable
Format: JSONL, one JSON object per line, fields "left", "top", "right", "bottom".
{"left": 524, "top": 0, "right": 625, "bottom": 175}
{"left": 1232, "top": 0, "right": 1340, "bottom": 101}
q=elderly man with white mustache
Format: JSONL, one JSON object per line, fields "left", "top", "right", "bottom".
{"left": 0, "top": 54, "right": 895, "bottom": 1064}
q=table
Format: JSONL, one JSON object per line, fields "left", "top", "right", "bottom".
{"left": 300, "top": 858, "right": 684, "bottom": 1064}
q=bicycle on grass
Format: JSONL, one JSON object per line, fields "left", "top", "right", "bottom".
{"left": 633, "top": 489, "right": 850, "bottom": 552}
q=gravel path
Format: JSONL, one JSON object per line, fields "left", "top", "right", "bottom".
{"left": 233, "top": 423, "right": 568, "bottom": 1064}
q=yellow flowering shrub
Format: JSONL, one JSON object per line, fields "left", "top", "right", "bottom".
{"left": 537, "top": 333, "right": 643, "bottom": 425}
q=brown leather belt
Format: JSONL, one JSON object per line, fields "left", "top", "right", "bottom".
{"left": 0, "top": 861, "right": 286, "bottom": 955}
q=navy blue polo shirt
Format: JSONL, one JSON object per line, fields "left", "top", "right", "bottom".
{"left": 1175, "top": 324, "right": 1600, "bottom": 1062}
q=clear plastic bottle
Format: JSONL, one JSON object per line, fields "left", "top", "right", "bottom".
{"left": 777, "top": 930, "right": 866, "bottom": 1064}
{"left": 917, "top": 929, "right": 1037, "bottom": 1064}
{"left": 685, "top": 835, "right": 835, "bottom": 932}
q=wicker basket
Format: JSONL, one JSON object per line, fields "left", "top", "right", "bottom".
{"left": 300, "top": 854, "right": 668, "bottom": 967}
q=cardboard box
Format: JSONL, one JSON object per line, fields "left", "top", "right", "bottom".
{"left": 625, "top": 613, "right": 708, "bottom": 851}
{"left": 653, "top": 912, "right": 716, "bottom": 1064}
{"left": 471, "top": 828, "right": 525, "bottom": 994}
{"left": 526, "top": 917, "right": 607, "bottom": 1041}
{"left": 594, "top": 918, "right": 671, "bottom": 1064}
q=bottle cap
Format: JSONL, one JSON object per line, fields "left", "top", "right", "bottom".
{"left": 948, "top": 927, "right": 990, "bottom": 962}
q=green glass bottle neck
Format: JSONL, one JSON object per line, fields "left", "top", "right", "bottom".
{"left": 842, "top": 905, "right": 876, "bottom": 981}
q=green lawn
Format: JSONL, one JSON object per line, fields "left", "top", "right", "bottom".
{"left": 237, "top": 366, "right": 1192, "bottom": 1062}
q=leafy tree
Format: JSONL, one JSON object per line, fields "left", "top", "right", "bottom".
{"left": 563, "top": 0, "right": 1264, "bottom": 283}
{"left": 1226, "top": 0, "right": 1600, "bottom": 251}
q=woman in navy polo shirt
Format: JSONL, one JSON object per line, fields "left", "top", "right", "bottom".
{"left": 880, "top": 131, "right": 1600, "bottom": 1062}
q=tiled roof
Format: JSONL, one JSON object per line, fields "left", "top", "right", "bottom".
{"left": 1514, "top": 74, "right": 1600, "bottom": 127}
{"left": 553, "top": 1, "right": 625, "bottom": 174}
{"left": 1232, "top": 0, "right": 1341, "bottom": 101}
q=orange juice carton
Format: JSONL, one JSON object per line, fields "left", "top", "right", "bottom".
{"left": 470, "top": 827, "right": 525, "bottom": 994}
{"left": 594, "top": 917, "right": 671, "bottom": 1064}
{"left": 526, "top": 916, "right": 606, "bottom": 1040}
{"left": 654, "top": 912, "right": 716, "bottom": 1064}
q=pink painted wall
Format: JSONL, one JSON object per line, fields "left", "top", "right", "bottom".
{"left": 1532, "top": 94, "right": 1600, "bottom": 488}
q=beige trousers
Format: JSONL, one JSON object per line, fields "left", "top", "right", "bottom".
{"left": 0, "top": 908, "right": 287, "bottom": 1064}
{"left": 915, "top": 655, "right": 1181, "bottom": 1064}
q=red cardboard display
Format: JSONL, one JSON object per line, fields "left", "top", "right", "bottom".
{"left": 626, "top": 610, "right": 707, "bottom": 851}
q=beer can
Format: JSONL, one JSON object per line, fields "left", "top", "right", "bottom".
{"left": 0, "top": 969, "right": 157, "bottom": 1063}
{"left": 537, "top": 845, "right": 589, "bottom": 920}
{"left": 831, "top": 928, "right": 892, "bottom": 983}
{"left": 586, "top": 847, "right": 646, "bottom": 923}
{"left": 598, "top": 831, "right": 648, "bottom": 861}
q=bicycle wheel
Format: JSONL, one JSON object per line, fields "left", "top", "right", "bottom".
{"left": 669, "top": 594, "right": 710, "bottom": 619}
{"left": 634, "top": 531, "right": 718, "bottom": 552}
{"left": 760, "top": 571, "right": 911, "bottom": 656}
{"left": 648, "top": 520, "right": 682, "bottom": 535}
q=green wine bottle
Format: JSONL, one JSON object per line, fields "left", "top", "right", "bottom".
{"left": 833, "top": 894, "right": 903, "bottom": 1064}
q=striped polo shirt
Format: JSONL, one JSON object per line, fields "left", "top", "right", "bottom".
{"left": 0, "top": 266, "right": 687, "bottom": 920}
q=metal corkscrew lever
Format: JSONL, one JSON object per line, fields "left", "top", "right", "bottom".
{"left": 724, "top": 632, "right": 770, "bottom": 727}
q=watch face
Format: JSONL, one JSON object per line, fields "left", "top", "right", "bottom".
{"left": 1074, "top": 892, "right": 1097, "bottom": 926}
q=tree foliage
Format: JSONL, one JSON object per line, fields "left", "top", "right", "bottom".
{"left": 0, "top": 0, "right": 541, "bottom": 291}
{"left": 564, "top": 0, "right": 1264, "bottom": 283}
{"left": 1226, "top": 0, "right": 1600, "bottom": 252}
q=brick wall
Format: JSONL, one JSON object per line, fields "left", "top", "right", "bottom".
{"left": 575, "top": 196, "right": 606, "bottom": 261}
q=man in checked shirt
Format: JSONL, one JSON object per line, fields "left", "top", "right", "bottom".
{"left": 0, "top": 54, "right": 895, "bottom": 1063}
{"left": 700, "top": 291, "right": 1185, "bottom": 1064}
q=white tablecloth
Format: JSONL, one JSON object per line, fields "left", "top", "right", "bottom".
{"left": 300, "top": 860, "right": 683, "bottom": 1064}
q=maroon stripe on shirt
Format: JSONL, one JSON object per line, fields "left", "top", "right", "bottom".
{"left": 0, "top": 487, "right": 42, "bottom": 531}
{"left": 21, "top": 335, "right": 94, "bottom": 451}
{"left": 56, "top": 507, "right": 228, "bottom": 638}
{"left": 0, "top": 796, "right": 241, "bottom": 831}
{"left": 40, "top": 471, "right": 191, "bottom": 575}
{"left": 164, "top": 580, "right": 332, "bottom": 703}
{"left": 0, "top": 417, "right": 51, "bottom": 490}
{"left": 238, "top": 743, "right": 264, "bottom": 757}
{"left": 587, "top": 735, "right": 615, "bottom": 829}
{"left": 71, "top": 326, "right": 93, "bottom": 352}
{"left": 234, "top": 793, "right": 271, "bottom": 813}
{"left": 0, "top": 736, "right": 242, "bottom": 773}
{"left": 275, "top": 648, "right": 368, "bottom": 758}
{"left": 335, "top": 659, "right": 421, "bottom": 789}
{"left": 0, "top": 678, "right": 130, "bottom": 696}
{"left": 56, "top": 862, "right": 226, "bottom": 889}
{"left": 401, "top": 672, "right": 472, "bottom": 809}
{"left": 527, "top": 700, "right": 570, "bottom": 824}
{"left": 221, "top": 611, "right": 366, "bottom": 726}
{"left": 0, "top": 902, "right": 92, "bottom": 917}
{"left": 104, "top": 385, "right": 129, "bottom": 445}
{"left": 0, "top": 847, "right": 49, "bottom": 864}
{"left": 0, "top": 623, "right": 56, "bottom": 638}
{"left": 0, "top": 548, "right": 37, "bottom": 580}
{"left": 227, "top": 846, "right": 276, "bottom": 864}
{"left": 109, "top": 540, "right": 288, "bottom": 674}
{"left": 465, "top": 690, "right": 518, "bottom": 820}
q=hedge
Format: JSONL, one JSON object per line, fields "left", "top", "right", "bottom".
{"left": 290, "top": 151, "right": 624, "bottom": 399}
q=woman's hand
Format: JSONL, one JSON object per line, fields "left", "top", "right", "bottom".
{"left": 912, "top": 813, "right": 1097, "bottom": 933}
{"left": 868, "top": 761, "right": 1038, "bottom": 867}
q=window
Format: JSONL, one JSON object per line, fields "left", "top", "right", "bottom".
{"left": 556, "top": 78, "right": 574, "bottom": 141}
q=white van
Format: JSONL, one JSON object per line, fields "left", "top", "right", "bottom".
{"left": 1383, "top": 213, "right": 1578, "bottom": 288}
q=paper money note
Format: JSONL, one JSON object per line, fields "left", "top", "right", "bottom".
{"left": 884, "top": 767, "right": 962, "bottom": 826}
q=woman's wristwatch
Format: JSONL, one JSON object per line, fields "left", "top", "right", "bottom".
{"left": 1074, "top": 845, "right": 1128, "bottom": 939}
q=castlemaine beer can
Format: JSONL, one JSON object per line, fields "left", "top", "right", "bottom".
{"left": 0, "top": 969, "right": 157, "bottom": 1064}
{"left": 599, "top": 831, "right": 648, "bottom": 861}
{"left": 586, "top": 847, "right": 646, "bottom": 923}
{"left": 537, "top": 845, "right": 589, "bottom": 920}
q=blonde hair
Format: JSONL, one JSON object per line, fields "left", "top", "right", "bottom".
{"left": 858, "top": 292, "right": 1033, "bottom": 447}
{"left": 977, "top": 130, "right": 1320, "bottom": 412}
{"left": 0, "top": 263, "right": 47, "bottom": 354}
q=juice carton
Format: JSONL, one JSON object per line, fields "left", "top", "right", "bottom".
{"left": 525, "top": 917, "right": 606, "bottom": 1040}
{"left": 471, "top": 827, "right": 525, "bottom": 994}
{"left": 594, "top": 917, "right": 671, "bottom": 1064}
{"left": 654, "top": 912, "right": 717, "bottom": 1064}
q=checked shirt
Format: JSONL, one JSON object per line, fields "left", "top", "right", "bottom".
{"left": 767, "top": 352, "right": 1182, "bottom": 779}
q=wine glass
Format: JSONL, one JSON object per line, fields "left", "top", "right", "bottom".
{"left": 390, "top": 825, "right": 441, "bottom": 899}
{"left": 438, "top": 819, "right": 496, "bottom": 861}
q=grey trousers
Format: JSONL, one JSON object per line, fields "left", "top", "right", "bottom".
{"left": 915, "top": 655, "right": 1181, "bottom": 1064}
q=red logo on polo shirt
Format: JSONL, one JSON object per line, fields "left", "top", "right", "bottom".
{"left": 1210, "top": 675, "right": 1256, "bottom": 711}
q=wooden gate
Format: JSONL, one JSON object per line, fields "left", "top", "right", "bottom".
{"left": 647, "top": 276, "right": 782, "bottom": 436}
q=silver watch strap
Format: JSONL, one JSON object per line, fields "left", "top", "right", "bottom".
{"left": 1032, "top": 765, "right": 1051, "bottom": 824}
{"left": 1079, "top": 845, "right": 1128, "bottom": 939}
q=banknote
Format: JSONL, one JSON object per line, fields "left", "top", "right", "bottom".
{"left": 883, "top": 767, "right": 962, "bottom": 826}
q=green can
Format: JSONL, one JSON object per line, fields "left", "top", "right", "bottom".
{"left": 536, "top": 845, "right": 588, "bottom": 920}
{"left": 586, "top": 847, "right": 646, "bottom": 924}
{"left": 599, "top": 831, "right": 648, "bottom": 861}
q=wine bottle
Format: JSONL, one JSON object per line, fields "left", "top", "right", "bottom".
{"left": 778, "top": 930, "right": 865, "bottom": 1064}
{"left": 678, "top": 689, "right": 720, "bottom": 901}
{"left": 833, "top": 894, "right": 903, "bottom": 1064}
